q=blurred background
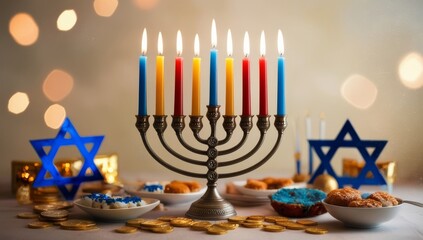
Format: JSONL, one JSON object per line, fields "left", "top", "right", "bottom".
{"left": 1, "top": 0, "right": 423, "bottom": 192}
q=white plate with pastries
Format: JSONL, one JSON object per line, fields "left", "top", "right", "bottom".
{"left": 124, "top": 181, "right": 207, "bottom": 205}
{"left": 232, "top": 180, "right": 307, "bottom": 197}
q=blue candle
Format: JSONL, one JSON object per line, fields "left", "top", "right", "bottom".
{"left": 209, "top": 19, "right": 218, "bottom": 106}
{"left": 138, "top": 28, "right": 147, "bottom": 116}
{"left": 277, "top": 30, "right": 286, "bottom": 116}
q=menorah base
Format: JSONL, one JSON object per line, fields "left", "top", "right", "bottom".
{"left": 185, "top": 185, "right": 236, "bottom": 220}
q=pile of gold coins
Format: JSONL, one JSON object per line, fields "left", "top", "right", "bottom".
{"left": 32, "top": 187, "right": 63, "bottom": 204}
{"left": 115, "top": 215, "right": 328, "bottom": 235}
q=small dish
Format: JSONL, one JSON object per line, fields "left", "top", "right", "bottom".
{"left": 232, "top": 180, "right": 306, "bottom": 197}
{"left": 323, "top": 200, "right": 402, "bottom": 228}
{"left": 74, "top": 197, "right": 160, "bottom": 222}
{"left": 124, "top": 185, "right": 206, "bottom": 205}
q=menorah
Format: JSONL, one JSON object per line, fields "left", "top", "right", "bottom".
{"left": 135, "top": 106, "right": 287, "bottom": 220}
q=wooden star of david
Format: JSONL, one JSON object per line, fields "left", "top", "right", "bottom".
{"left": 308, "top": 120, "right": 387, "bottom": 189}
{"left": 30, "top": 118, "right": 104, "bottom": 200}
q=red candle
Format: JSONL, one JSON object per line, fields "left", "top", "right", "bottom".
{"left": 259, "top": 31, "right": 268, "bottom": 115}
{"left": 242, "top": 32, "right": 251, "bottom": 116}
{"left": 174, "top": 30, "right": 183, "bottom": 116}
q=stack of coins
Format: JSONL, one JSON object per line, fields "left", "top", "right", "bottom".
{"left": 32, "top": 187, "right": 62, "bottom": 204}
{"left": 59, "top": 219, "right": 98, "bottom": 231}
{"left": 38, "top": 210, "right": 69, "bottom": 224}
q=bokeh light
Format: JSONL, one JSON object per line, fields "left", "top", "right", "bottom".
{"left": 9, "top": 13, "right": 39, "bottom": 46}
{"left": 57, "top": 9, "right": 77, "bottom": 31}
{"left": 398, "top": 52, "right": 423, "bottom": 89}
{"left": 43, "top": 69, "right": 74, "bottom": 102}
{"left": 133, "top": 0, "right": 159, "bottom": 10}
{"left": 44, "top": 104, "right": 66, "bottom": 129}
{"left": 341, "top": 74, "right": 378, "bottom": 109}
{"left": 8, "top": 92, "right": 30, "bottom": 114}
{"left": 93, "top": 0, "right": 119, "bottom": 17}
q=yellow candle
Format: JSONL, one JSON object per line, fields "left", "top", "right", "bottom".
{"left": 192, "top": 34, "right": 201, "bottom": 116}
{"left": 225, "top": 29, "right": 234, "bottom": 116}
{"left": 156, "top": 32, "right": 164, "bottom": 115}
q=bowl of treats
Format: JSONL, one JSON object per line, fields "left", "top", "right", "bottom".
{"left": 124, "top": 180, "right": 206, "bottom": 205}
{"left": 74, "top": 193, "right": 160, "bottom": 221}
{"left": 323, "top": 187, "right": 402, "bottom": 228}
{"left": 269, "top": 188, "right": 327, "bottom": 218}
{"left": 233, "top": 177, "right": 306, "bottom": 197}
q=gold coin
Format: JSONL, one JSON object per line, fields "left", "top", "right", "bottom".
{"left": 157, "top": 216, "right": 177, "bottom": 222}
{"left": 40, "top": 210, "right": 69, "bottom": 219}
{"left": 277, "top": 221, "right": 306, "bottom": 230}
{"left": 241, "top": 222, "right": 263, "bottom": 228}
{"left": 33, "top": 204, "right": 61, "bottom": 213}
{"left": 264, "top": 216, "right": 288, "bottom": 223}
{"left": 28, "top": 221, "right": 52, "bottom": 229}
{"left": 140, "top": 220, "right": 167, "bottom": 228}
{"left": 244, "top": 219, "right": 263, "bottom": 224}
{"left": 262, "top": 224, "right": 286, "bottom": 232}
{"left": 170, "top": 218, "right": 193, "bottom": 227}
{"left": 228, "top": 216, "right": 247, "bottom": 223}
{"left": 275, "top": 219, "right": 294, "bottom": 226}
{"left": 190, "top": 221, "right": 213, "bottom": 231}
{"left": 150, "top": 225, "right": 174, "bottom": 233}
{"left": 38, "top": 216, "right": 68, "bottom": 222}
{"left": 207, "top": 226, "right": 228, "bottom": 235}
{"left": 115, "top": 226, "right": 138, "bottom": 233}
{"left": 17, "top": 212, "right": 39, "bottom": 219}
{"left": 296, "top": 219, "right": 318, "bottom": 226}
{"left": 60, "top": 219, "right": 97, "bottom": 230}
{"left": 247, "top": 215, "right": 265, "bottom": 221}
{"left": 215, "top": 222, "right": 239, "bottom": 230}
{"left": 305, "top": 227, "right": 328, "bottom": 234}
{"left": 126, "top": 218, "right": 148, "bottom": 227}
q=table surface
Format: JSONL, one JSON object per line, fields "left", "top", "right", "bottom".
{"left": 1, "top": 181, "right": 422, "bottom": 240}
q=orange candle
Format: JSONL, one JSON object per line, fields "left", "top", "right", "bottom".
{"left": 156, "top": 32, "right": 164, "bottom": 115}
{"left": 192, "top": 34, "right": 201, "bottom": 116}
{"left": 225, "top": 29, "right": 234, "bottom": 116}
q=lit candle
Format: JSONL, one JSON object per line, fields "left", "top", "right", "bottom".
{"left": 209, "top": 19, "right": 218, "bottom": 106}
{"left": 138, "top": 28, "right": 147, "bottom": 116}
{"left": 277, "top": 30, "right": 286, "bottom": 116}
{"left": 225, "top": 29, "right": 234, "bottom": 116}
{"left": 192, "top": 34, "right": 201, "bottom": 116}
{"left": 242, "top": 31, "right": 251, "bottom": 116}
{"left": 259, "top": 31, "right": 268, "bottom": 116}
{"left": 174, "top": 30, "right": 183, "bottom": 116}
{"left": 156, "top": 32, "right": 165, "bottom": 115}
{"left": 319, "top": 112, "right": 326, "bottom": 139}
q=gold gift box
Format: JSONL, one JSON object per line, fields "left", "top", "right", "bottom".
{"left": 11, "top": 153, "right": 119, "bottom": 194}
{"left": 342, "top": 158, "right": 396, "bottom": 184}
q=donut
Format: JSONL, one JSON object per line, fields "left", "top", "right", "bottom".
{"left": 325, "top": 187, "right": 361, "bottom": 206}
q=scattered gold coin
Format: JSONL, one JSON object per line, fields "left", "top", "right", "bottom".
{"left": 17, "top": 212, "right": 38, "bottom": 219}
{"left": 59, "top": 219, "right": 97, "bottom": 231}
{"left": 305, "top": 227, "right": 329, "bottom": 234}
{"left": 277, "top": 221, "right": 307, "bottom": 230}
{"left": 215, "top": 222, "right": 239, "bottom": 230}
{"left": 247, "top": 215, "right": 265, "bottom": 221}
{"left": 190, "top": 221, "right": 213, "bottom": 231}
{"left": 115, "top": 226, "right": 138, "bottom": 233}
{"left": 157, "top": 216, "right": 177, "bottom": 222}
{"left": 170, "top": 218, "right": 193, "bottom": 227}
{"left": 33, "top": 204, "right": 61, "bottom": 213}
{"left": 228, "top": 216, "right": 247, "bottom": 223}
{"left": 28, "top": 221, "right": 52, "bottom": 229}
{"left": 126, "top": 218, "right": 148, "bottom": 227}
{"left": 265, "top": 216, "right": 288, "bottom": 223}
{"left": 40, "top": 210, "right": 69, "bottom": 219}
{"left": 296, "top": 219, "right": 318, "bottom": 226}
{"left": 241, "top": 222, "right": 263, "bottom": 228}
{"left": 207, "top": 226, "right": 228, "bottom": 235}
{"left": 140, "top": 220, "right": 168, "bottom": 230}
{"left": 262, "top": 224, "right": 286, "bottom": 232}
{"left": 150, "top": 225, "right": 174, "bottom": 233}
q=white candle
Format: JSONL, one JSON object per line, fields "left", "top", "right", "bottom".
{"left": 319, "top": 112, "right": 326, "bottom": 139}
{"left": 305, "top": 113, "right": 312, "bottom": 139}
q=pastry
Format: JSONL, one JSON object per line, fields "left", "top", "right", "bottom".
{"left": 325, "top": 187, "right": 361, "bottom": 206}
{"left": 367, "top": 191, "right": 399, "bottom": 207}
{"left": 348, "top": 199, "right": 383, "bottom": 208}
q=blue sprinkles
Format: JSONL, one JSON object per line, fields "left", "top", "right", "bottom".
{"left": 271, "top": 188, "right": 326, "bottom": 207}
{"left": 84, "top": 193, "right": 142, "bottom": 204}
{"left": 143, "top": 184, "right": 163, "bottom": 192}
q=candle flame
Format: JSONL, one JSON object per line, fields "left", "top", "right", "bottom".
{"left": 176, "top": 30, "right": 182, "bottom": 56}
{"left": 211, "top": 19, "right": 217, "bottom": 48}
{"left": 243, "top": 31, "right": 250, "bottom": 57}
{"left": 141, "top": 28, "right": 147, "bottom": 55}
{"left": 278, "top": 29, "right": 285, "bottom": 56}
{"left": 260, "top": 30, "right": 266, "bottom": 57}
{"left": 158, "top": 32, "right": 163, "bottom": 55}
{"left": 227, "top": 29, "right": 233, "bottom": 57}
{"left": 194, "top": 34, "right": 200, "bottom": 56}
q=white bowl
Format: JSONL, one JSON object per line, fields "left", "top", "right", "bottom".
{"left": 124, "top": 185, "right": 207, "bottom": 205}
{"left": 323, "top": 200, "right": 402, "bottom": 228}
{"left": 74, "top": 197, "right": 160, "bottom": 222}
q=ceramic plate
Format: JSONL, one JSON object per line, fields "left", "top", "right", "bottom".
{"left": 323, "top": 200, "right": 402, "bottom": 228}
{"left": 124, "top": 185, "right": 206, "bottom": 205}
{"left": 232, "top": 180, "right": 307, "bottom": 197}
{"left": 74, "top": 197, "right": 160, "bottom": 222}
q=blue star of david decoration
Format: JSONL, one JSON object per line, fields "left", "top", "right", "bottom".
{"left": 308, "top": 119, "right": 387, "bottom": 189}
{"left": 30, "top": 118, "right": 104, "bottom": 200}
